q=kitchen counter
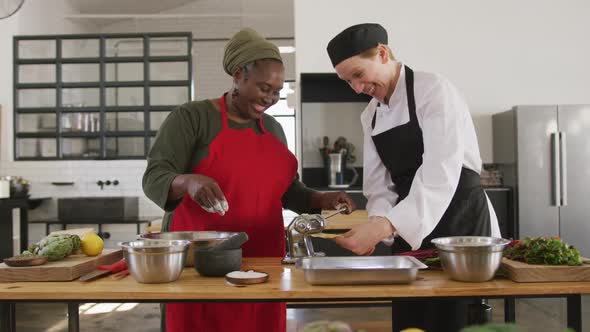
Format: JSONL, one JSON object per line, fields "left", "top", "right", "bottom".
{"left": 2, "top": 257, "right": 589, "bottom": 300}
{"left": 1, "top": 257, "right": 588, "bottom": 331}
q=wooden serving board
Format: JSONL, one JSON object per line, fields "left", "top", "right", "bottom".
{"left": 500, "top": 257, "right": 590, "bottom": 282}
{"left": 0, "top": 249, "right": 122, "bottom": 282}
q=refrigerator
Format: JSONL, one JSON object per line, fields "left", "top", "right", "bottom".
{"left": 493, "top": 105, "right": 590, "bottom": 256}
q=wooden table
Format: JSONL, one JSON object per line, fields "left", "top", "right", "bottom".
{"left": 1, "top": 257, "right": 588, "bottom": 331}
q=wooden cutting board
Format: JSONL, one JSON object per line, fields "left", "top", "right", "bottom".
{"left": 0, "top": 249, "right": 122, "bottom": 282}
{"left": 500, "top": 257, "right": 590, "bottom": 282}
{"left": 321, "top": 210, "right": 368, "bottom": 230}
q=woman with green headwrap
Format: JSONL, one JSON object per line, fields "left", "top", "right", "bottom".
{"left": 143, "top": 28, "right": 355, "bottom": 332}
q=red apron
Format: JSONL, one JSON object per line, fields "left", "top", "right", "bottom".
{"left": 167, "top": 95, "right": 297, "bottom": 332}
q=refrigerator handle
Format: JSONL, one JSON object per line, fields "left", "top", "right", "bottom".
{"left": 551, "top": 132, "right": 561, "bottom": 206}
{"left": 559, "top": 131, "right": 567, "bottom": 206}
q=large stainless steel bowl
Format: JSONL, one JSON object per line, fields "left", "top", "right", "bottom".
{"left": 431, "top": 236, "right": 510, "bottom": 282}
{"left": 138, "top": 231, "right": 239, "bottom": 267}
{"left": 119, "top": 240, "right": 190, "bottom": 283}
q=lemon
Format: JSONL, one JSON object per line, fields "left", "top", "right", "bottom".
{"left": 81, "top": 232, "right": 104, "bottom": 256}
{"left": 401, "top": 329, "right": 424, "bottom": 332}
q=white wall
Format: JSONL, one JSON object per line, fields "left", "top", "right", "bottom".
{"left": 295, "top": 0, "right": 590, "bottom": 162}
{"left": 99, "top": 0, "right": 295, "bottom": 100}
{"left": 98, "top": 0, "right": 293, "bottom": 39}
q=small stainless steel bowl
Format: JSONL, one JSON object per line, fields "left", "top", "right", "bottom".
{"left": 138, "top": 231, "right": 239, "bottom": 267}
{"left": 431, "top": 236, "right": 510, "bottom": 282}
{"left": 119, "top": 240, "right": 190, "bottom": 283}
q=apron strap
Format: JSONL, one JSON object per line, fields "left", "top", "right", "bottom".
{"left": 371, "top": 104, "right": 378, "bottom": 129}
{"left": 219, "top": 94, "right": 229, "bottom": 130}
{"left": 258, "top": 116, "right": 267, "bottom": 134}
{"left": 405, "top": 65, "right": 418, "bottom": 123}
{"left": 371, "top": 65, "right": 418, "bottom": 129}
{"left": 220, "top": 93, "right": 268, "bottom": 133}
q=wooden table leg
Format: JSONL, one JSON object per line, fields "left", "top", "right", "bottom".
{"left": 504, "top": 296, "right": 516, "bottom": 323}
{"left": 19, "top": 207, "right": 28, "bottom": 253}
{"left": 68, "top": 302, "right": 79, "bottom": 332}
{"left": 566, "top": 294, "right": 582, "bottom": 332}
{"left": 0, "top": 209, "right": 14, "bottom": 260}
{"left": 0, "top": 302, "right": 16, "bottom": 332}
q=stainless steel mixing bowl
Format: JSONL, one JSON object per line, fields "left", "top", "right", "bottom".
{"left": 138, "top": 231, "right": 239, "bottom": 267}
{"left": 119, "top": 239, "right": 190, "bottom": 283}
{"left": 431, "top": 236, "right": 511, "bottom": 282}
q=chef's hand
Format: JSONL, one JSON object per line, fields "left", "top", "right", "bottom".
{"left": 333, "top": 216, "right": 395, "bottom": 255}
{"left": 311, "top": 191, "right": 356, "bottom": 214}
{"left": 177, "top": 174, "right": 228, "bottom": 215}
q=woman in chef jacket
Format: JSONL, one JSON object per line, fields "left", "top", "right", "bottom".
{"left": 326, "top": 23, "right": 501, "bottom": 331}
{"left": 143, "top": 28, "right": 354, "bottom": 332}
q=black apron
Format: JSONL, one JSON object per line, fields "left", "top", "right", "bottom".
{"left": 370, "top": 65, "right": 491, "bottom": 331}
{"left": 371, "top": 65, "right": 491, "bottom": 252}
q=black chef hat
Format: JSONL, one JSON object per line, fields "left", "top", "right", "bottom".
{"left": 327, "top": 23, "right": 388, "bottom": 67}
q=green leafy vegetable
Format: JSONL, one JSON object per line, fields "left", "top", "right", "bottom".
{"left": 23, "top": 234, "right": 81, "bottom": 261}
{"left": 503, "top": 237, "right": 582, "bottom": 266}
{"left": 423, "top": 257, "right": 441, "bottom": 268}
{"left": 461, "top": 323, "right": 524, "bottom": 332}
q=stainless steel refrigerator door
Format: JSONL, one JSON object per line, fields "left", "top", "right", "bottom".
{"left": 515, "top": 105, "right": 560, "bottom": 238}
{"left": 557, "top": 105, "right": 590, "bottom": 256}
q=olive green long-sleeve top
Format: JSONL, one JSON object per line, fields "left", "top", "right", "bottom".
{"left": 143, "top": 99, "right": 317, "bottom": 231}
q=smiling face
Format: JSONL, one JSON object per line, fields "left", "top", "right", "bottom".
{"left": 334, "top": 45, "right": 396, "bottom": 103}
{"left": 232, "top": 59, "right": 284, "bottom": 120}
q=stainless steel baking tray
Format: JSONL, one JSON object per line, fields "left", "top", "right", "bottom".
{"left": 296, "top": 256, "right": 428, "bottom": 285}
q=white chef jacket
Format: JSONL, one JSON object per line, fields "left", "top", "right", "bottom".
{"left": 361, "top": 64, "right": 500, "bottom": 250}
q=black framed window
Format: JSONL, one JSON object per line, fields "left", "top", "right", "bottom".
{"left": 266, "top": 80, "right": 296, "bottom": 153}
{"left": 13, "top": 32, "right": 193, "bottom": 160}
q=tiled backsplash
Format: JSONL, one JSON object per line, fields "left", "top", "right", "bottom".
{"left": 0, "top": 160, "right": 163, "bottom": 250}
{"left": 0, "top": 160, "right": 161, "bottom": 215}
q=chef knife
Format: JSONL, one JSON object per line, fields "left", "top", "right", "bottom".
{"left": 79, "top": 268, "right": 112, "bottom": 282}
{"left": 79, "top": 259, "right": 127, "bottom": 282}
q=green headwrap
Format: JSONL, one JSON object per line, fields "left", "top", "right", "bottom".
{"left": 223, "top": 28, "right": 282, "bottom": 76}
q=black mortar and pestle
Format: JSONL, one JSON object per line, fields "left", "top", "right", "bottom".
{"left": 194, "top": 232, "right": 249, "bottom": 277}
